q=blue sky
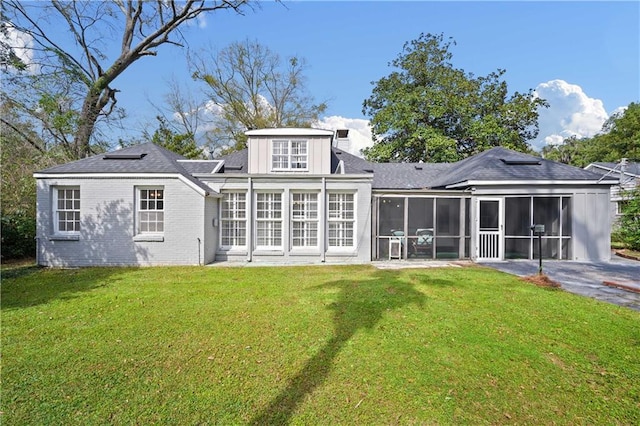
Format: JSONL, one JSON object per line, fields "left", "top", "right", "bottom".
{"left": 12, "top": 1, "right": 640, "bottom": 154}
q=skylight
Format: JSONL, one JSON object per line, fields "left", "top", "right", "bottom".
{"left": 103, "top": 153, "right": 147, "bottom": 160}
{"left": 501, "top": 158, "right": 541, "bottom": 165}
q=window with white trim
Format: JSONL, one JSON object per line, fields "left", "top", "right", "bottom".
{"left": 272, "top": 139, "right": 308, "bottom": 171}
{"left": 138, "top": 188, "right": 164, "bottom": 233}
{"left": 291, "top": 192, "right": 318, "bottom": 247}
{"left": 221, "top": 192, "right": 247, "bottom": 247}
{"left": 54, "top": 187, "right": 80, "bottom": 233}
{"left": 328, "top": 193, "right": 355, "bottom": 247}
{"left": 256, "top": 192, "right": 282, "bottom": 248}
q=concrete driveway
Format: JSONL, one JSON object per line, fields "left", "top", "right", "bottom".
{"left": 482, "top": 254, "right": 640, "bottom": 312}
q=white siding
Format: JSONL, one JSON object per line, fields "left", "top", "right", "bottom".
{"left": 36, "top": 177, "right": 207, "bottom": 266}
{"left": 247, "top": 135, "right": 332, "bottom": 174}
{"left": 572, "top": 190, "right": 611, "bottom": 261}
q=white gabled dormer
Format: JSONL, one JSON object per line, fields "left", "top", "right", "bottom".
{"left": 246, "top": 128, "right": 335, "bottom": 175}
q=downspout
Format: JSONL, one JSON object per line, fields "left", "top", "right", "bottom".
{"left": 321, "top": 177, "right": 326, "bottom": 262}
{"left": 247, "top": 176, "right": 253, "bottom": 262}
{"left": 34, "top": 236, "right": 40, "bottom": 266}
{"left": 459, "top": 198, "right": 466, "bottom": 258}
{"left": 197, "top": 237, "right": 201, "bottom": 266}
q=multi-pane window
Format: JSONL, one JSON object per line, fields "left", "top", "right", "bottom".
{"left": 221, "top": 192, "right": 247, "bottom": 247}
{"left": 291, "top": 192, "right": 318, "bottom": 247}
{"left": 328, "top": 193, "right": 355, "bottom": 247}
{"left": 138, "top": 188, "right": 164, "bottom": 233}
{"left": 256, "top": 192, "right": 282, "bottom": 248}
{"left": 272, "top": 140, "right": 308, "bottom": 170}
{"left": 55, "top": 187, "right": 80, "bottom": 233}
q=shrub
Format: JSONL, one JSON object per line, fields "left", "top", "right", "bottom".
{"left": 616, "top": 187, "right": 640, "bottom": 251}
{"left": 1, "top": 212, "right": 36, "bottom": 260}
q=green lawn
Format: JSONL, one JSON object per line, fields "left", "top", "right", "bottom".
{"left": 2, "top": 263, "right": 639, "bottom": 424}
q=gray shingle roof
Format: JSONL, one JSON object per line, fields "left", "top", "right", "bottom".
{"left": 331, "top": 148, "right": 374, "bottom": 174}
{"left": 37, "top": 143, "right": 214, "bottom": 195}
{"left": 216, "top": 149, "right": 248, "bottom": 172}
{"left": 37, "top": 142, "right": 614, "bottom": 193}
{"left": 38, "top": 143, "right": 185, "bottom": 174}
{"left": 428, "top": 147, "right": 609, "bottom": 188}
{"left": 178, "top": 160, "right": 223, "bottom": 174}
{"left": 369, "top": 162, "right": 452, "bottom": 189}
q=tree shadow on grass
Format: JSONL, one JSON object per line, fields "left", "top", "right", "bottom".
{"left": 1, "top": 265, "right": 125, "bottom": 310}
{"left": 249, "top": 269, "right": 428, "bottom": 425}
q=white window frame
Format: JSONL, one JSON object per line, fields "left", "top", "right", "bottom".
{"left": 255, "top": 192, "right": 283, "bottom": 249}
{"left": 137, "top": 187, "right": 164, "bottom": 235}
{"left": 271, "top": 139, "right": 308, "bottom": 171}
{"left": 221, "top": 192, "right": 247, "bottom": 248}
{"left": 291, "top": 192, "right": 318, "bottom": 248}
{"left": 53, "top": 187, "right": 80, "bottom": 234}
{"left": 327, "top": 192, "right": 356, "bottom": 248}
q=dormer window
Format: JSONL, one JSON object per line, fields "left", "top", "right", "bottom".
{"left": 272, "top": 139, "right": 308, "bottom": 171}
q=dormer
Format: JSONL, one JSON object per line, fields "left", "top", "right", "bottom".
{"left": 246, "top": 128, "right": 335, "bottom": 175}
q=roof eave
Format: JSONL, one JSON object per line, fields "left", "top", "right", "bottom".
{"left": 33, "top": 172, "right": 219, "bottom": 198}
{"left": 445, "top": 179, "right": 619, "bottom": 189}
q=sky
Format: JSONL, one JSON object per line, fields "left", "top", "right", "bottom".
{"left": 9, "top": 1, "right": 640, "bottom": 156}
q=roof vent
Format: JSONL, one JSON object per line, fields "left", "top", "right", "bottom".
{"left": 414, "top": 165, "right": 423, "bottom": 170}
{"left": 103, "top": 153, "right": 147, "bottom": 160}
{"left": 501, "top": 158, "right": 540, "bottom": 165}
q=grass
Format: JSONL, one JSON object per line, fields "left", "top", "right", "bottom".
{"left": 2, "top": 263, "right": 639, "bottom": 425}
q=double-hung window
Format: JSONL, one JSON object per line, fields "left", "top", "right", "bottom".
{"left": 328, "top": 193, "right": 355, "bottom": 248}
{"left": 255, "top": 192, "right": 282, "bottom": 249}
{"left": 138, "top": 188, "right": 164, "bottom": 234}
{"left": 54, "top": 187, "right": 80, "bottom": 233}
{"left": 221, "top": 192, "right": 247, "bottom": 247}
{"left": 272, "top": 140, "right": 308, "bottom": 171}
{"left": 291, "top": 192, "right": 318, "bottom": 247}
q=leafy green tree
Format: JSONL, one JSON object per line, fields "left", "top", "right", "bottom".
{"left": 149, "top": 116, "right": 203, "bottom": 159}
{"left": 362, "top": 33, "right": 548, "bottom": 163}
{"left": 542, "top": 103, "right": 640, "bottom": 167}
{"left": 541, "top": 136, "right": 589, "bottom": 165}
{"left": 0, "top": 100, "right": 67, "bottom": 259}
{"left": 615, "top": 188, "right": 640, "bottom": 251}
{"left": 586, "top": 103, "right": 640, "bottom": 164}
{"left": 3, "top": 0, "right": 250, "bottom": 159}
{"left": 190, "top": 39, "right": 327, "bottom": 154}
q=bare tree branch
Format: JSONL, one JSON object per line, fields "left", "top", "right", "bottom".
{"left": 0, "top": 117, "right": 46, "bottom": 153}
{"left": 4, "top": 0, "right": 252, "bottom": 158}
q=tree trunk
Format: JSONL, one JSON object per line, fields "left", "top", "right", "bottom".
{"left": 74, "top": 89, "right": 102, "bottom": 158}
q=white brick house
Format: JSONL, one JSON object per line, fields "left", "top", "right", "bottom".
{"left": 34, "top": 128, "right": 617, "bottom": 266}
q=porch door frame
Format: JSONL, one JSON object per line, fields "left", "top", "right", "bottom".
{"left": 476, "top": 198, "right": 504, "bottom": 260}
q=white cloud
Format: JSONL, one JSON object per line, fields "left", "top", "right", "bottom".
{"left": 314, "top": 116, "right": 373, "bottom": 157}
{"left": 533, "top": 79, "right": 609, "bottom": 150}
{"left": 1, "top": 23, "right": 37, "bottom": 73}
{"left": 609, "top": 105, "right": 627, "bottom": 119}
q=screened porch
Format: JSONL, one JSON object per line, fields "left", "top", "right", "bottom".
{"left": 372, "top": 194, "right": 573, "bottom": 261}
{"left": 372, "top": 195, "right": 471, "bottom": 260}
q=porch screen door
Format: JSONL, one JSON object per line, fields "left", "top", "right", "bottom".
{"left": 477, "top": 199, "right": 503, "bottom": 260}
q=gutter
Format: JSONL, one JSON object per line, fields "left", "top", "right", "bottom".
{"left": 445, "top": 179, "right": 620, "bottom": 189}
